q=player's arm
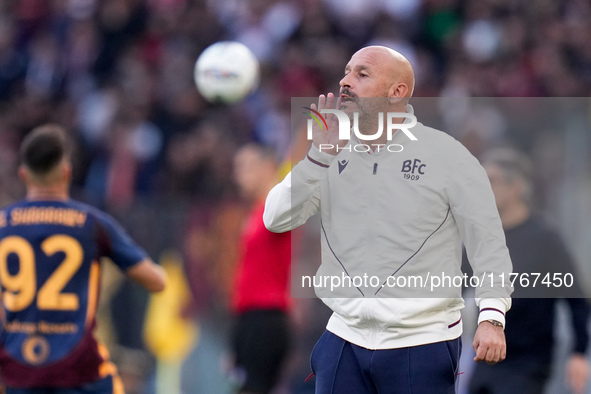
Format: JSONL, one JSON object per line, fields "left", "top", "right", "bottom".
{"left": 447, "top": 149, "right": 513, "bottom": 305}
{"left": 126, "top": 259, "right": 166, "bottom": 293}
{"left": 264, "top": 94, "right": 341, "bottom": 233}
{"left": 551, "top": 234, "right": 590, "bottom": 359}
{"left": 97, "top": 212, "right": 167, "bottom": 293}
{"left": 264, "top": 143, "right": 334, "bottom": 233}
{"left": 542, "top": 230, "right": 590, "bottom": 392}
{"left": 264, "top": 162, "right": 323, "bottom": 233}
{"left": 446, "top": 146, "right": 513, "bottom": 363}
{"left": 552, "top": 240, "right": 588, "bottom": 382}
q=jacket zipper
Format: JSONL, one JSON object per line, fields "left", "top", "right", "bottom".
{"left": 367, "top": 162, "right": 379, "bottom": 346}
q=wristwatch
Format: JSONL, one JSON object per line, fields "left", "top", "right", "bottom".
{"left": 483, "top": 319, "right": 503, "bottom": 328}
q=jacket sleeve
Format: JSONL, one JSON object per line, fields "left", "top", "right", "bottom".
{"left": 445, "top": 144, "right": 513, "bottom": 328}
{"left": 263, "top": 145, "right": 335, "bottom": 233}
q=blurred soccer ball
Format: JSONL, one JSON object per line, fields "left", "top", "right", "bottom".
{"left": 194, "top": 41, "right": 260, "bottom": 104}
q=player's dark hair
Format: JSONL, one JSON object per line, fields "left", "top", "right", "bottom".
{"left": 20, "top": 124, "right": 70, "bottom": 175}
{"left": 482, "top": 148, "right": 533, "bottom": 203}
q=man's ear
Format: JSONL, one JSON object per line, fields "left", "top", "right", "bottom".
{"left": 63, "top": 162, "right": 73, "bottom": 183}
{"left": 18, "top": 166, "right": 28, "bottom": 183}
{"left": 389, "top": 83, "right": 409, "bottom": 104}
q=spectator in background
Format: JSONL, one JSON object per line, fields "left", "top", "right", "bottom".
{"left": 231, "top": 144, "right": 293, "bottom": 394}
{"left": 467, "top": 148, "right": 590, "bottom": 394}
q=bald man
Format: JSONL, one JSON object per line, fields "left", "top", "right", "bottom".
{"left": 264, "top": 46, "right": 513, "bottom": 393}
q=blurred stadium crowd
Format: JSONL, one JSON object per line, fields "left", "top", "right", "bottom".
{"left": 0, "top": 0, "right": 590, "bottom": 393}
{"left": 1, "top": 0, "right": 591, "bottom": 205}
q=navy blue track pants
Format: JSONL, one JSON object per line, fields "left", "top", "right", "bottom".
{"left": 310, "top": 330, "right": 461, "bottom": 394}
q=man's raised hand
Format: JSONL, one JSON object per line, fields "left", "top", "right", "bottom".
{"left": 310, "top": 93, "right": 346, "bottom": 156}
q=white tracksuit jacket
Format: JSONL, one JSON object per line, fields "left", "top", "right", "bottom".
{"left": 263, "top": 113, "right": 513, "bottom": 350}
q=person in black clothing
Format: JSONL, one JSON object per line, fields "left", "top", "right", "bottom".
{"left": 467, "top": 148, "right": 590, "bottom": 394}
